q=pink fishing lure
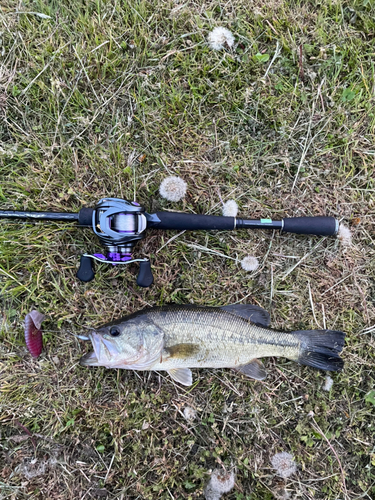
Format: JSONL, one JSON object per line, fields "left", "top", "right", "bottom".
{"left": 24, "top": 310, "right": 45, "bottom": 358}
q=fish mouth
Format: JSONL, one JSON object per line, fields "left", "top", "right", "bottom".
{"left": 79, "top": 331, "right": 119, "bottom": 367}
{"left": 79, "top": 350, "right": 99, "bottom": 366}
{"left": 79, "top": 331, "right": 99, "bottom": 366}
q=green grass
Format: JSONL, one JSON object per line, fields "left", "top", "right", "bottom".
{"left": 1, "top": 0, "right": 375, "bottom": 498}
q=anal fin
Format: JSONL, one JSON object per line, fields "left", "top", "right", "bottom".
{"left": 233, "top": 359, "right": 267, "bottom": 380}
{"left": 168, "top": 368, "right": 193, "bottom": 386}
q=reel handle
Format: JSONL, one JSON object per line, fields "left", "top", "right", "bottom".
{"left": 76, "top": 254, "right": 154, "bottom": 287}
{"left": 137, "top": 260, "right": 154, "bottom": 287}
{"left": 77, "top": 255, "right": 95, "bottom": 282}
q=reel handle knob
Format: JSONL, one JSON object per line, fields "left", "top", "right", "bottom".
{"left": 77, "top": 255, "right": 95, "bottom": 282}
{"left": 137, "top": 260, "right": 154, "bottom": 288}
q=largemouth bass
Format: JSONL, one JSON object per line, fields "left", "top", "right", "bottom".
{"left": 80, "top": 304, "right": 345, "bottom": 386}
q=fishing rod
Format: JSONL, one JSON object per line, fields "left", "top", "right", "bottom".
{"left": 0, "top": 198, "right": 338, "bottom": 287}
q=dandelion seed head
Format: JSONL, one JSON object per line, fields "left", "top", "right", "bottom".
{"left": 21, "top": 460, "right": 46, "bottom": 480}
{"left": 204, "top": 488, "right": 221, "bottom": 500}
{"left": 207, "top": 27, "right": 235, "bottom": 51}
{"left": 241, "top": 255, "right": 259, "bottom": 272}
{"left": 309, "top": 70, "right": 317, "bottom": 82}
{"left": 338, "top": 223, "right": 352, "bottom": 247}
{"left": 159, "top": 176, "right": 187, "bottom": 202}
{"left": 271, "top": 452, "right": 297, "bottom": 479}
{"left": 222, "top": 200, "right": 238, "bottom": 217}
{"left": 323, "top": 375, "right": 334, "bottom": 392}
{"left": 183, "top": 406, "right": 197, "bottom": 421}
{"left": 205, "top": 468, "right": 236, "bottom": 498}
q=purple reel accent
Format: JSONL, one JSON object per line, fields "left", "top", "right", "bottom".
{"left": 108, "top": 252, "right": 133, "bottom": 262}
{"left": 93, "top": 253, "right": 132, "bottom": 265}
{"left": 93, "top": 254, "right": 107, "bottom": 260}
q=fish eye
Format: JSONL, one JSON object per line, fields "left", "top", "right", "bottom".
{"left": 109, "top": 326, "right": 121, "bottom": 337}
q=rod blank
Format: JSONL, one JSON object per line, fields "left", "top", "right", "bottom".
{"left": 0, "top": 210, "right": 79, "bottom": 222}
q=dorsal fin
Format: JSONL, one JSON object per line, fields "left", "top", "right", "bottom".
{"left": 220, "top": 304, "right": 270, "bottom": 327}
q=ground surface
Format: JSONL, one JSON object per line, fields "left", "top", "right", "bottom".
{"left": 0, "top": 1, "right": 374, "bottom": 499}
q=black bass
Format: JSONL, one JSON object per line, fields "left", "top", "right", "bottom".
{"left": 80, "top": 305, "right": 345, "bottom": 386}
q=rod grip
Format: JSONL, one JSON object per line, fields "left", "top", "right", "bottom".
{"left": 282, "top": 216, "right": 338, "bottom": 236}
{"left": 152, "top": 211, "right": 235, "bottom": 231}
{"left": 78, "top": 208, "right": 94, "bottom": 227}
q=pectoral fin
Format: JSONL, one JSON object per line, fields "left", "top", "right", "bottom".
{"left": 234, "top": 359, "right": 267, "bottom": 380}
{"left": 168, "top": 368, "right": 193, "bottom": 386}
{"left": 221, "top": 304, "right": 270, "bottom": 327}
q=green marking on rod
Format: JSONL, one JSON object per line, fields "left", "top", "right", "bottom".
{"left": 260, "top": 218, "right": 272, "bottom": 224}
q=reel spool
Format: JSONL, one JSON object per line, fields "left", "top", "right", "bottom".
{"left": 77, "top": 198, "right": 154, "bottom": 287}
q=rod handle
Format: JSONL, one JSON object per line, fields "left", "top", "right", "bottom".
{"left": 282, "top": 217, "right": 338, "bottom": 236}
{"left": 151, "top": 211, "right": 235, "bottom": 231}
{"left": 78, "top": 208, "right": 94, "bottom": 227}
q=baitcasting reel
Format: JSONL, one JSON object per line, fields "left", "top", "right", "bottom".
{"left": 77, "top": 198, "right": 155, "bottom": 286}
{"left": 0, "top": 197, "right": 339, "bottom": 287}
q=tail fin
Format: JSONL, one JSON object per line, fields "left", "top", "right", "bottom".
{"left": 293, "top": 330, "right": 345, "bottom": 371}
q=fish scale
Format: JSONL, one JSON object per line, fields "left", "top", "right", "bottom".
{"left": 146, "top": 307, "right": 300, "bottom": 370}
